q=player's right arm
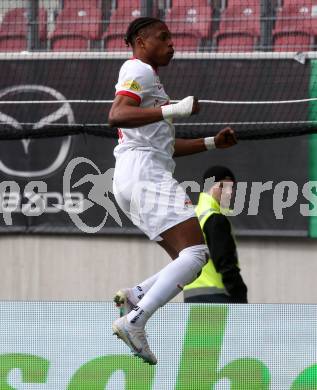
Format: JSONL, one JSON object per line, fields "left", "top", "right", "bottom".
{"left": 108, "top": 60, "right": 199, "bottom": 128}
{"left": 108, "top": 95, "right": 199, "bottom": 128}
{"left": 108, "top": 95, "right": 164, "bottom": 128}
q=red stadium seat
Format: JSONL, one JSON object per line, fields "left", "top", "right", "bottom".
{"left": 274, "top": 3, "right": 316, "bottom": 31}
{"left": 0, "top": 36, "right": 27, "bottom": 51}
{"left": 226, "top": 0, "right": 261, "bottom": 7}
{"left": 50, "top": 35, "right": 92, "bottom": 51}
{"left": 169, "top": 33, "right": 202, "bottom": 51}
{"left": 273, "top": 32, "right": 313, "bottom": 51}
{"left": 214, "top": 2, "right": 260, "bottom": 52}
{"left": 273, "top": 3, "right": 317, "bottom": 51}
{"left": 103, "top": 5, "right": 142, "bottom": 50}
{"left": 165, "top": 1, "right": 212, "bottom": 51}
{"left": 170, "top": 0, "right": 210, "bottom": 7}
{"left": 104, "top": 36, "right": 127, "bottom": 51}
{"left": 0, "top": 7, "right": 47, "bottom": 52}
{"left": 216, "top": 33, "right": 257, "bottom": 52}
{"left": 63, "top": 0, "right": 101, "bottom": 9}
{"left": 50, "top": 5, "right": 102, "bottom": 51}
{"left": 116, "top": 0, "right": 142, "bottom": 7}
{"left": 282, "top": 0, "right": 314, "bottom": 6}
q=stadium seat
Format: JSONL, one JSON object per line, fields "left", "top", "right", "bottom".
{"left": 216, "top": 33, "right": 257, "bottom": 52}
{"left": 273, "top": 32, "right": 313, "bottom": 52}
{"left": 0, "top": 7, "right": 47, "bottom": 52}
{"left": 63, "top": 0, "right": 101, "bottom": 9}
{"left": 0, "top": 36, "right": 26, "bottom": 51}
{"left": 103, "top": 5, "right": 142, "bottom": 51}
{"left": 50, "top": 5, "right": 102, "bottom": 51}
{"left": 165, "top": 1, "right": 212, "bottom": 51}
{"left": 274, "top": 3, "right": 316, "bottom": 31}
{"left": 169, "top": 33, "right": 203, "bottom": 51}
{"left": 225, "top": 0, "right": 260, "bottom": 7}
{"left": 116, "top": 0, "right": 142, "bottom": 8}
{"left": 214, "top": 2, "right": 260, "bottom": 52}
{"left": 170, "top": 0, "right": 209, "bottom": 7}
{"left": 273, "top": 3, "right": 317, "bottom": 51}
{"left": 282, "top": 0, "right": 314, "bottom": 6}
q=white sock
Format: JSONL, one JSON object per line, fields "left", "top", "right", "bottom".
{"left": 127, "top": 244, "right": 208, "bottom": 327}
{"left": 131, "top": 273, "right": 160, "bottom": 303}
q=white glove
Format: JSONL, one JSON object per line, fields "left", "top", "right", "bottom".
{"left": 161, "top": 96, "right": 194, "bottom": 120}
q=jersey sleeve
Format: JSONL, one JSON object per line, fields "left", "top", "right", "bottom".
{"left": 115, "top": 60, "right": 153, "bottom": 105}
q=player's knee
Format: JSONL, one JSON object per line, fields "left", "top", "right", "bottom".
{"left": 179, "top": 244, "right": 209, "bottom": 267}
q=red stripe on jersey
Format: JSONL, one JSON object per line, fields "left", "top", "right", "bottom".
{"left": 116, "top": 90, "right": 141, "bottom": 104}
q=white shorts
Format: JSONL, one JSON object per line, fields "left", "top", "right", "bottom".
{"left": 113, "top": 149, "right": 196, "bottom": 241}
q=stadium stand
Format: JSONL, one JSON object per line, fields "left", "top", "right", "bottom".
{"left": 0, "top": 7, "right": 47, "bottom": 51}
{"left": 102, "top": 1, "right": 143, "bottom": 50}
{"left": 49, "top": 1, "right": 102, "bottom": 51}
{"left": 214, "top": 1, "right": 260, "bottom": 52}
{"left": 273, "top": 2, "right": 317, "bottom": 51}
{"left": 1, "top": 1, "right": 317, "bottom": 53}
{"left": 164, "top": 0, "right": 212, "bottom": 51}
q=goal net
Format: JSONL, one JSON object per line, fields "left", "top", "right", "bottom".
{"left": 0, "top": 0, "right": 316, "bottom": 140}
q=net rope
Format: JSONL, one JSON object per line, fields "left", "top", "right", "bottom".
{"left": 1, "top": 98, "right": 317, "bottom": 104}
{"left": 0, "top": 97, "right": 316, "bottom": 140}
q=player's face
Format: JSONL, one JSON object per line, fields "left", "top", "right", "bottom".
{"left": 142, "top": 23, "right": 174, "bottom": 66}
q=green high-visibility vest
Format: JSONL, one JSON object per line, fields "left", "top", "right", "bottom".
{"left": 184, "top": 192, "right": 228, "bottom": 296}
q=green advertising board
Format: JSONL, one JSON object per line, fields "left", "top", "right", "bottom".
{"left": 0, "top": 302, "right": 316, "bottom": 389}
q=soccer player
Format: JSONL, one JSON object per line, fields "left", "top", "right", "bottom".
{"left": 109, "top": 17, "right": 237, "bottom": 365}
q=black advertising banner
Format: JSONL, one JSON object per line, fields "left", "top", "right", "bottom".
{"left": 0, "top": 58, "right": 309, "bottom": 236}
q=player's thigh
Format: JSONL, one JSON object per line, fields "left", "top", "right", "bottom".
{"left": 157, "top": 239, "right": 179, "bottom": 260}
{"left": 160, "top": 217, "right": 205, "bottom": 253}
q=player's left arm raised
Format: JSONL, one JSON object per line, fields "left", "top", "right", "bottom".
{"left": 173, "top": 127, "right": 238, "bottom": 157}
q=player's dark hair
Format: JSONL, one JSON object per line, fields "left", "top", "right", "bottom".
{"left": 125, "top": 17, "right": 163, "bottom": 47}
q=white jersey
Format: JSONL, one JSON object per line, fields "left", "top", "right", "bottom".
{"left": 112, "top": 58, "right": 196, "bottom": 241}
{"left": 113, "top": 58, "right": 175, "bottom": 168}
